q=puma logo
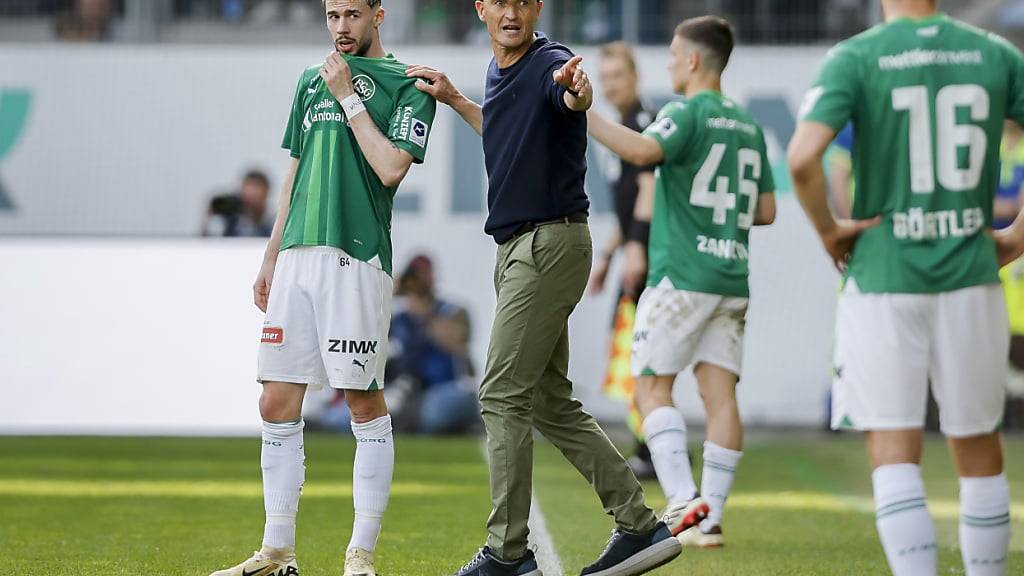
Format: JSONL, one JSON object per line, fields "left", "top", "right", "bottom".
{"left": 352, "top": 359, "right": 368, "bottom": 373}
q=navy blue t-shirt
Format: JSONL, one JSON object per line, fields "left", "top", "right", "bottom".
{"left": 482, "top": 33, "right": 590, "bottom": 244}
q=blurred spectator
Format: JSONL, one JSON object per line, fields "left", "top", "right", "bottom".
{"left": 201, "top": 169, "right": 274, "bottom": 237}
{"left": 589, "top": 41, "right": 658, "bottom": 478}
{"left": 55, "top": 0, "right": 112, "bottom": 42}
{"left": 316, "top": 255, "right": 479, "bottom": 435}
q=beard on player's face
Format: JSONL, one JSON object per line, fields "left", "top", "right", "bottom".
{"left": 335, "top": 31, "right": 373, "bottom": 56}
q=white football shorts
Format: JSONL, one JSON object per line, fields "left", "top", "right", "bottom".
{"left": 832, "top": 279, "right": 1008, "bottom": 437}
{"left": 632, "top": 278, "right": 749, "bottom": 378}
{"left": 257, "top": 246, "right": 391, "bottom": 391}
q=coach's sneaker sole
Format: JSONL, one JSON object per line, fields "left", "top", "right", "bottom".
{"left": 344, "top": 547, "right": 377, "bottom": 576}
{"left": 209, "top": 547, "right": 299, "bottom": 576}
{"left": 678, "top": 524, "right": 724, "bottom": 548}
{"left": 661, "top": 497, "right": 710, "bottom": 537}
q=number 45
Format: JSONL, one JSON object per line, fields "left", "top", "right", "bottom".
{"left": 690, "top": 143, "right": 761, "bottom": 230}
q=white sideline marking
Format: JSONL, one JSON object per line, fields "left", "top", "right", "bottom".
{"left": 529, "top": 494, "right": 565, "bottom": 576}
{"left": 478, "top": 441, "right": 564, "bottom": 576}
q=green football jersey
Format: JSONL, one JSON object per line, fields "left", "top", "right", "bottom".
{"left": 281, "top": 53, "right": 436, "bottom": 276}
{"left": 643, "top": 91, "right": 775, "bottom": 298}
{"left": 802, "top": 13, "right": 1024, "bottom": 294}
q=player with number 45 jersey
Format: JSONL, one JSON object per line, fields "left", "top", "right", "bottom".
{"left": 789, "top": 1, "right": 1022, "bottom": 575}
{"left": 589, "top": 15, "right": 776, "bottom": 550}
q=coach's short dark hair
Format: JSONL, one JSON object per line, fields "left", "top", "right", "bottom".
{"left": 675, "top": 16, "right": 735, "bottom": 73}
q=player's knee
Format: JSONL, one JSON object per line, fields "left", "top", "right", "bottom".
{"left": 345, "top": 390, "right": 388, "bottom": 424}
{"left": 259, "top": 388, "right": 300, "bottom": 423}
{"left": 635, "top": 376, "right": 674, "bottom": 416}
{"left": 866, "top": 430, "right": 923, "bottom": 469}
{"left": 948, "top": 432, "right": 1003, "bottom": 477}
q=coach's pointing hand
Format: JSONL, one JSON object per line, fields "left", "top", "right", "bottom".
{"left": 553, "top": 56, "right": 593, "bottom": 112}
{"left": 321, "top": 52, "right": 354, "bottom": 101}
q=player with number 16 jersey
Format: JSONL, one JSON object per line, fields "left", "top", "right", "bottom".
{"left": 791, "top": 5, "right": 1023, "bottom": 574}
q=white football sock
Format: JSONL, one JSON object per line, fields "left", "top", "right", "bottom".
{"left": 642, "top": 406, "right": 697, "bottom": 506}
{"left": 348, "top": 414, "right": 394, "bottom": 552}
{"left": 959, "top": 474, "right": 1011, "bottom": 575}
{"left": 873, "top": 464, "right": 937, "bottom": 576}
{"left": 261, "top": 420, "right": 305, "bottom": 551}
{"left": 700, "top": 441, "right": 742, "bottom": 529}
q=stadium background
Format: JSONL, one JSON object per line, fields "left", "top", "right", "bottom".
{"left": 3, "top": 0, "right": 983, "bottom": 434}
{"left": 1, "top": 2, "right": 1023, "bottom": 574}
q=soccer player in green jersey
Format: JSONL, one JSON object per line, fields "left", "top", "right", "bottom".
{"left": 588, "top": 16, "right": 776, "bottom": 549}
{"left": 789, "top": 1, "right": 1020, "bottom": 574}
{"left": 209, "top": 2, "right": 435, "bottom": 576}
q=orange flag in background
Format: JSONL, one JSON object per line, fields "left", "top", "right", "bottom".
{"left": 602, "top": 296, "right": 644, "bottom": 440}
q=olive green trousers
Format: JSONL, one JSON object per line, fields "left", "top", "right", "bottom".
{"left": 480, "top": 221, "right": 658, "bottom": 560}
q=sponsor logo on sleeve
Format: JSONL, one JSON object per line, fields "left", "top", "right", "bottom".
{"left": 652, "top": 117, "right": 677, "bottom": 139}
{"left": 410, "top": 118, "right": 429, "bottom": 147}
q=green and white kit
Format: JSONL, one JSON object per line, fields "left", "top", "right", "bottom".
{"left": 802, "top": 13, "right": 1022, "bottom": 434}
{"left": 632, "top": 91, "right": 774, "bottom": 378}
{"left": 258, "top": 54, "right": 436, "bottom": 391}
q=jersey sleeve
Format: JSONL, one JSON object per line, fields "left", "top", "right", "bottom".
{"left": 388, "top": 80, "right": 437, "bottom": 164}
{"left": 282, "top": 69, "right": 309, "bottom": 158}
{"left": 643, "top": 101, "right": 696, "bottom": 162}
{"left": 1001, "top": 38, "right": 1024, "bottom": 126}
{"left": 800, "top": 44, "right": 860, "bottom": 131}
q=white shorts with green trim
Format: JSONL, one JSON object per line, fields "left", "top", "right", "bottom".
{"left": 832, "top": 279, "right": 1008, "bottom": 437}
{"left": 631, "top": 278, "right": 749, "bottom": 378}
{"left": 257, "top": 246, "right": 391, "bottom": 391}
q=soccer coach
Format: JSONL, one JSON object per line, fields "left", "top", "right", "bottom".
{"left": 408, "top": 2, "right": 680, "bottom": 575}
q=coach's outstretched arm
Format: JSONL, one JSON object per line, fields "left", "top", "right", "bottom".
{"left": 788, "top": 121, "right": 879, "bottom": 271}
{"left": 253, "top": 157, "right": 299, "bottom": 312}
{"left": 587, "top": 109, "right": 664, "bottom": 167}
{"left": 407, "top": 66, "right": 483, "bottom": 135}
{"left": 321, "top": 53, "right": 415, "bottom": 188}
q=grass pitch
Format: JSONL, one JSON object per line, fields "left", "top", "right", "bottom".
{"left": 1, "top": 433, "right": 1021, "bottom": 575}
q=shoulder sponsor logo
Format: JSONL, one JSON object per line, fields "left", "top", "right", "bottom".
{"left": 352, "top": 75, "right": 376, "bottom": 101}
{"left": 410, "top": 118, "right": 428, "bottom": 147}
{"left": 0, "top": 89, "right": 32, "bottom": 212}
{"left": 394, "top": 106, "right": 414, "bottom": 141}
{"left": 262, "top": 327, "right": 285, "bottom": 344}
{"left": 652, "top": 117, "right": 677, "bottom": 139}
